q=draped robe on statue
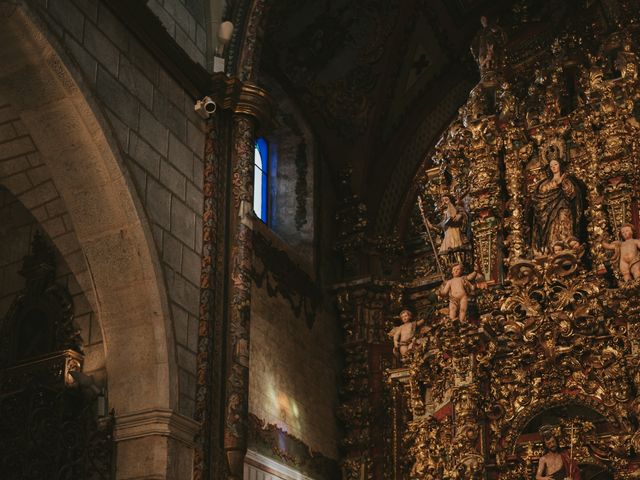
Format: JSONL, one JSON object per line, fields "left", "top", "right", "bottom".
{"left": 544, "top": 452, "right": 581, "bottom": 480}
{"left": 438, "top": 202, "right": 467, "bottom": 253}
{"left": 531, "top": 174, "right": 583, "bottom": 254}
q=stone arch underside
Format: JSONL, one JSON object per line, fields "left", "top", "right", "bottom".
{"left": 0, "top": 5, "right": 177, "bottom": 421}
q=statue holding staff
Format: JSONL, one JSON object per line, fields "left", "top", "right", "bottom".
{"left": 426, "top": 194, "right": 468, "bottom": 254}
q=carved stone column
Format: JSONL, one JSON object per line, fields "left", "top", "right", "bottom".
{"left": 194, "top": 111, "right": 226, "bottom": 480}
{"left": 195, "top": 74, "right": 273, "bottom": 480}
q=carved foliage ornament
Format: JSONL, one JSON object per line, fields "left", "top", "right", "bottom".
{"left": 390, "top": 6, "right": 640, "bottom": 479}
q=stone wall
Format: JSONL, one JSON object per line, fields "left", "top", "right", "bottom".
{"left": 147, "top": 0, "right": 209, "bottom": 67}
{"left": 32, "top": 0, "right": 207, "bottom": 418}
{"left": 249, "top": 247, "right": 340, "bottom": 460}
{"left": 263, "top": 76, "right": 315, "bottom": 263}
{"left": 247, "top": 75, "right": 341, "bottom": 463}
{"left": 0, "top": 99, "right": 105, "bottom": 377}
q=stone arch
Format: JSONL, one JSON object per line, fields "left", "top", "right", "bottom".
{"left": 0, "top": 1, "right": 178, "bottom": 430}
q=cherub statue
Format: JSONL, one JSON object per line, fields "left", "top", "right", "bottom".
{"left": 567, "top": 236, "right": 584, "bottom": 258}
{"left": 438, "top": 264, "right": 485, "bottom": 322}
{"left": 602, "top": 223, "right": 640, "bottom": 282}
{"left": 389, "top": 309, "right": 425, "bottom": 359}
{"left": 551, "top": 241, "right": 566, "bottom": 255}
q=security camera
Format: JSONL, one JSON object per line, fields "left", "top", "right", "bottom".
{"left": 194, "top": 96, "right": 217, "bottom": 119}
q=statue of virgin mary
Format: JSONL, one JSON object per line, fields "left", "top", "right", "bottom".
{"left": 530, "top": 145, "right": 585, "bottom": 255}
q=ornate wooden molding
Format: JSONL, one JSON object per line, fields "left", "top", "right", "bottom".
{"left": 245, "top": 450, "right": 315, "bottom": 480}
{"left": 0, "top": 349, "right": 82, "bottom": 393}
{"left": 0, "top": 232, "right": 82, "bottom": 368}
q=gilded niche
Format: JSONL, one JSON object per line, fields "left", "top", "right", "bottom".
{"left": 386, "top": 2, "right": 640, "bottom": 479}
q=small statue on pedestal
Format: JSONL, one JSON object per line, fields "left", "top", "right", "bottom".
{"left": 602, "top": 223, "right": 640, "bottom": 282}
{"left": 389, "top": 309, "right": 425, "bottom": 359}
{"left": 426, "top": 195, "right": 468, "bottom": 254}
{"left": 470, "top": 16, "right": 507, "bottom": 82}
{"left": 530, "top": 151, "right": 584, "bottom": 256}
{"left": 439, "top": 264, "right": 485, "bottom": 323}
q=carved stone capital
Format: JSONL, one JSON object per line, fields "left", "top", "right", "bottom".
{"left": 210, "top": 73, "right": 274, "bottom": 133}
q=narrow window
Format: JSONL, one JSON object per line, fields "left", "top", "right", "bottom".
{"left": 253, "top": 137, "right": 269, "bottom": 222}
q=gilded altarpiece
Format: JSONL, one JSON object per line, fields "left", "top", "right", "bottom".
{"left": 343, "top": 2, "right": 640, "bottom": 479}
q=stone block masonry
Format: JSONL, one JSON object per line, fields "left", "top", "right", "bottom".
{"left": 147, "top": 0, "right": 208, "bottom": 67}
{"left": 36, "top": 0, "right": 209, "bottom": 419}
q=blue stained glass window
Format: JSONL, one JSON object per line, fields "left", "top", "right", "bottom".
{"left": 253, "top": 138, "right": 268, "bottom": 222}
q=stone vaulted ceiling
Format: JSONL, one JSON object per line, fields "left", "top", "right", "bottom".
{"left": 261, "top": 0, "right": 573, "bottom": 228}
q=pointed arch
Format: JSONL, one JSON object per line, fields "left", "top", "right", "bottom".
{"left": 0, "top": 3, "right": 182, "bottom": 463}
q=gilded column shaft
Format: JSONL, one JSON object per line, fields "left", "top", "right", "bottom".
{"left": 503, "top": 137, "right": 529, "bottom": 262}
{"left": 224, "top": 113, "right": 256, "bottom": 479}
{"left": 468, "top": 150, "right": 501, "bottom": 281}
{"left": 585, "top": 135, "right": 608, "bottom": 271}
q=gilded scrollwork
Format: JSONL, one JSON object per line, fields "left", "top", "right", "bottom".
{"left": 383, "top": 8, "right": 640, "bottom": 480}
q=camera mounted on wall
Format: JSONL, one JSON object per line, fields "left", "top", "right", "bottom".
{"left": 194, "top": 96, "right": 217, "bottom": 119}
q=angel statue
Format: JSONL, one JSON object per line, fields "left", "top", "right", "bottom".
{"left": 602, "top": 223, "right": 640, "bottom": 282}
{"left": 388, "top": 309, "right": 425, "bottom": 360}
{"left": 438, "top": 263, "right": 485, "bottom": 323}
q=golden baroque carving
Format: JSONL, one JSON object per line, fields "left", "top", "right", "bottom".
{"left": 388, "top": 11, "right": 640, "bottom": 480}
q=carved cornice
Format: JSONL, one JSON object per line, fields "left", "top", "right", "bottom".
{"left": 210, "top": 73, "right": 274, "bottom": 133}
{"left": 245, "top": 450, "right": 315, "bottom": 480}
{"left": 114, "top": 408, "right": 200, "bottom": 447}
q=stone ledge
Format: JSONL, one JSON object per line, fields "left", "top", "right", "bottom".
{"left": 114, "top": 408, "right": 200, "bottom": 446}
